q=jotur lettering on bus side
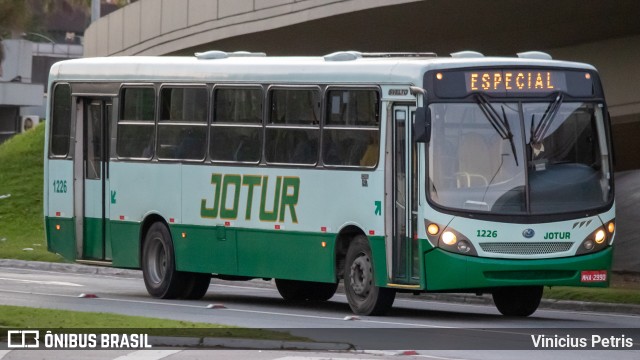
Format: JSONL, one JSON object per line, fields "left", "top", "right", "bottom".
{"left": 200, "top": 174, "right": 300, "bottom": 223}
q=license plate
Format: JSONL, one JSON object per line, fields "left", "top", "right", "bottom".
{"left": 580, "top": 270, "right": 607, "bottom": 282}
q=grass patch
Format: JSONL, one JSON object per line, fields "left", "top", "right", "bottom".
{"left": 0, "top": 124, "right": 61, "bottom": 262}
{"left": 0, "top": 305, "right": 306, "bottom": 341}
{"left": 544, "top": 285, "right": 640, "bottom": 305}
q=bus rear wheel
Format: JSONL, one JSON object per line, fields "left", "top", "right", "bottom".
{"left": 344, "top": 235, "right": 395, "bottom": 316}
{"left": 492, "top": 286, "right": 543, "bottom": 317}
{"left": 275, "top": 279, "right": 338, "bottom": 302}
{"left": 141, "top": 222, "right": 186, "bottom": 299}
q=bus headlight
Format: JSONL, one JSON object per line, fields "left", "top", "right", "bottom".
{"left": 442, "top": 231, "right": 457, "bottom": 245}
{"left": 438, "top": 227, "right": 477, "bottom": 256}
{"left": 576, "top": 226, "right": 608, "bottom": 255}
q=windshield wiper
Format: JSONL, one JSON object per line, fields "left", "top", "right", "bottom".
{"left": 475, "top": 93, "right": 519, "bottom": 166}
{"left": 531, "top": 92, "right": 564, "bottom": 145}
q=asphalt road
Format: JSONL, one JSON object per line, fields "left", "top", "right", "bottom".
{"left": 0, "top": 264, "right": 639, "bottom": 359}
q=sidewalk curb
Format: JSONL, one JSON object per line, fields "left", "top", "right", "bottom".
{"left": 2, "top": 259, "right": 640, "bottom": 315}
{"left": 0, "top": 259, "right": 142, "bottom": 277}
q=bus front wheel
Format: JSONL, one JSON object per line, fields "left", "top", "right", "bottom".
{"left": 275, "top": 279, "right": 338, "bottom": 302}
{"left": 344, "top": 235, "right": 396, "bottom": 315}
{"left": 141, "top": 222, "right": 185, "bottom": 299}
{"left": 492, "top": 286, "right": 543, "bottom": 317}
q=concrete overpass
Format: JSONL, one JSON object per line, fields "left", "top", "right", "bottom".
{"left": 84, "top": 0, "right": 640, "bottom": 170}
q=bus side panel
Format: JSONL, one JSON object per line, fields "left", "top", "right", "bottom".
{"left": 45, "top": 217, "right": 76, "bottom": 261}
{"left": 370, "top": 235, "right": 389, "bottom": 287}
{"left": 424, "top": 247, "right": 613, "bottom": 291}
{"left": 236, "top": 229, "right": 336, "bottom": 282}
{"left": 109, "top": 220, "right": 140, "bottom": 268}
{"left": 172, "top": 224, "right": 238, "bottom": 274}
{"left": 108, "top": 162, "right": 181, "bottom": 269}
{"left": 45, "top": 159, "right": 75, "bottom": 261}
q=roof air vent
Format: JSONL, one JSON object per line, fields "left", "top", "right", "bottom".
{"left": 517, "top": 51, "right": 552, "bottom": 60}
{"left": 229, "top": 51, "right": 266, "bottom": 57}
{"left": 195, "top": 50, "right": 228, "bottom": 60}
{"left": 195, "top": 51, "right": 266, "bottom": 60}
{"left": 324, "top": 51, "right": 363, "bottom": 61}
{"left": 450, "top": 51, "right": 484, "bottom": 58}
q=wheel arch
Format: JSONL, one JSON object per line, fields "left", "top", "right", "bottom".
{"left": 139, "top": 213, "right": 169, "bottom": 267}
{"left": 334, "top": 224, "right": 367, "bottom": 280}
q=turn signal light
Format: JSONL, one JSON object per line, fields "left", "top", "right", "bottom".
{"left": 427, "top": 223, "right": 440, "bottom": 235}
{"left": 607, "top": 221, "right": 615, "bottom": 234}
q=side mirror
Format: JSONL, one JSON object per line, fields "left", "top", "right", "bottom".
{"left": 413, "top": 107, "right": 431, "bottom": 143}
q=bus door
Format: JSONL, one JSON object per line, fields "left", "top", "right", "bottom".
{"left": 74, "top": 98, "right": 112, "bottom": 260}
{"left": 390, "top": 105, "right": 419, "bottom": 285}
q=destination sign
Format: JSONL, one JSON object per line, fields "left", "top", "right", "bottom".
{"left": 430, "top": 68, "right": 596, "bottom": 98}
{"left": 466, "top": 70, "right": 566, "bottom": 94}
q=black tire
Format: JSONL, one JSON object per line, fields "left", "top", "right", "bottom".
{"left": 344, "top": 235, "right": 396, "bottom": 315}
{"left": 492, "top": 286, "right": 543, "bottom": 317}
{"left": 181, "top": 272, "right": 211, "bottom": 300}
{"left": 141, "top": 222, "right": 185, "bottom": 299}
{"left": 275, "top": 279, "right": 338, "bottom": 302}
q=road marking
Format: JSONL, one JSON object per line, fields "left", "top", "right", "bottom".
{"left": 0, "top": 267, "right": 141, "bottom": 280}
{"left": 274, "top": 357, "right": 380, "bottom": 360}
{"left": 0, "top": 277, "right": 83, "bottom": 287}
{"left": 112, "top": 350, "right": 181, "bottom": 360}
{"left": 366, "top": 351, "right": 467, "bottom": 360}
{"left": 0, "top": 351, "right": 11, "bottom": 360}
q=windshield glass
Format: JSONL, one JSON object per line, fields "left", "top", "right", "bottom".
{"left": 428, "top": 101, "right": 612, "bottom": 215}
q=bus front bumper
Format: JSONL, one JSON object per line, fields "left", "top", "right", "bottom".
{"left": 423, "top": 247, "right": 613, "bottom": 291}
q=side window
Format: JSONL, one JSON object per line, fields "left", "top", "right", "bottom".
{"left": 50, "top": 83, "right": 72, "bottom": 157}
{"left": 157, "top": 87, "right": 208, "bottom": 160}
{"left": 210, "top": 87, "right": 262, "bottom": 163}
{"left": 323, "top": 89, "right": 380, "bottom": 167}
{"left": 265, "top": 88, "right": 320, "bottom": 165}
{"left": 117, "top": 87, "right": 155, "bottom": 159}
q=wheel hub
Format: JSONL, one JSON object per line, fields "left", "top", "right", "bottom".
{"left": 350, "top": 254, "right": 372, "bottom": 297}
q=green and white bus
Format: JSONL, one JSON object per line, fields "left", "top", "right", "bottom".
{"left": 44, "top": 50, "right": 615, "bottom": 316}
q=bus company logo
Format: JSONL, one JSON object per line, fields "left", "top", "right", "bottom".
{"left": 522, "top": 229, "right": 535, "bottom": 238}
{"left": 201, "top": 173, "right": 300, "bottom": 223}
{"left": 7, "top": 330, "right": 40, "bottom": 348}
{"left": 388, "top": 89, "right": 409, "bottom": 96}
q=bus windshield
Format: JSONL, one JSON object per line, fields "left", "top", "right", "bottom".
{"left": 428, "top": 101, "right": 612, "bottom": 215}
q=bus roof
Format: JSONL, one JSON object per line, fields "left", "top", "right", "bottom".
{"left": 49, "top": 52, "right": 597, "bottom": 85}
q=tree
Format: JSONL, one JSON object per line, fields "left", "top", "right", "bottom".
{"left": 0, "top": 0, "right": 30, "bottom": 38}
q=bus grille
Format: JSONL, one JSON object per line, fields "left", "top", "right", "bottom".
{"left": 479, "top": 242, "right": 573, "bottom": 255}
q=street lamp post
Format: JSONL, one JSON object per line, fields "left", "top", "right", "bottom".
{"left": 92, "top": 0, "right": 101, "bottom": 23}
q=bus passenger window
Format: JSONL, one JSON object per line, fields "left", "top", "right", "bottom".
{"left": 210, "top": 87, "right": 262, "bottom": 163}
{"left": 157, "top": 86, "right": 207, "bottom": 161}
{"left": 50, "top": 83, "right": 72, "bottom": 157}
{"left": 323, "top": 89, "right": 379, "bottom": 167}
{"left": 265, "top": 88, "right": 320, "bottom": 165}
{"left": 117, "top": 87, "right": 155, "bottom": 159}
